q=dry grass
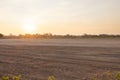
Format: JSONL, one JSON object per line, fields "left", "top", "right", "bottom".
{"left": 83, "top": 71, "right": 120, "bottom": 80}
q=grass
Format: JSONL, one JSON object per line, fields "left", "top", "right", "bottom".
{"left": 84, "top": 71, "right": 120, "bottom": 80}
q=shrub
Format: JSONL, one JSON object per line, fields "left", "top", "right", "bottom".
{"left": 0, "top": 33, "right": 4, "bottom": 38}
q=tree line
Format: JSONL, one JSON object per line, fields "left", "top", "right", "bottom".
{"left": 0, "top": 33, "right": 120, "bottom": 39}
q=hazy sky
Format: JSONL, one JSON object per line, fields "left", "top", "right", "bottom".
{"left": 0, "top": 0, "right": 120, "bottom": 35}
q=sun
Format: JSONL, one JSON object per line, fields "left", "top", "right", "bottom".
{"left": 23, "top": 24, "right": 36, "bottom": 33}
{"left": 22, "top": 19, "right": 36, "bottom": 33}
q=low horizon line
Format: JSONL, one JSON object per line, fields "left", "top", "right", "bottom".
{"left": 0, "top": 33, "right": 120, "bottom": 36}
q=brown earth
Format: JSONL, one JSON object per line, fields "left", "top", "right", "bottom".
{"left": 0, "top": 39, "right": 120, "bottom": 80}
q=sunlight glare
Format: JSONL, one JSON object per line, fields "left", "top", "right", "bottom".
{"left": 22, "top": 18, "right": 36, "bottom": 33}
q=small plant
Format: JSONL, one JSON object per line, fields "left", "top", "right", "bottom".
{"left": 13, "top": 75, "right": 21, "bottom": 80}
{"left": 48, "top": 76, "right": 55, "bottom": 80}
{"left": 115, "top": 72, "right": 120, "bottom": 80}
{"left": 2, "top": 76, "right": 9, "bottom": 80}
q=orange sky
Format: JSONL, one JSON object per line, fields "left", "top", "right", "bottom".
{"left": 0, "top": 0, "right": 120, "bottom": 35}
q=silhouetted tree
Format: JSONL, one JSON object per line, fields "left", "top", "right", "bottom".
{"left": 0, "top": 33, "right": 4, "bottom": 38}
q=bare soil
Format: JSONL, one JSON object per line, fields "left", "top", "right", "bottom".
{"left": 0, "top": 39, "right": 120, "bottom": 80}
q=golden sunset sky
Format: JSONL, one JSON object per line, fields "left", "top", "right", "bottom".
{"left": 0, "top": 0, "right": 120, "bottom": 35}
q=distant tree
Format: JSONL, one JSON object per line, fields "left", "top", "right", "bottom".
{"left": 0, "top": 33, "right": 4, "bottom": 38}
